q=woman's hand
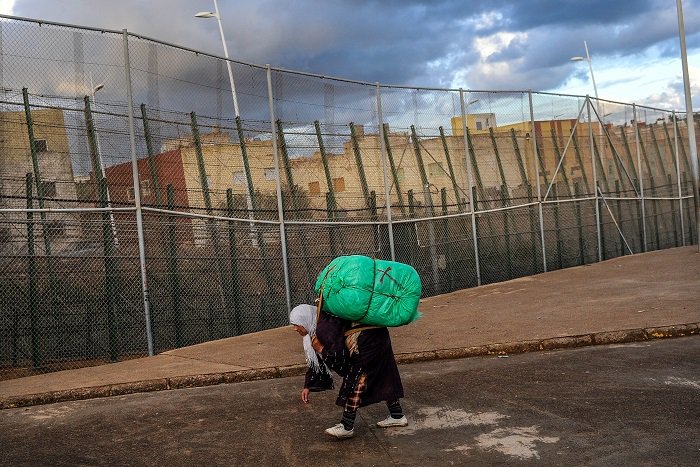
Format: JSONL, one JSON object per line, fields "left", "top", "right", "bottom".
{"left": 311, "top": 336, "right": 324, "bottom": 353}
{"left": 301, "top": 388, "right": 310, "bottom": 404}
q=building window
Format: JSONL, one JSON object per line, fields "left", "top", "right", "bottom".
{"left": 308, "top": 181, "right": 320, "bottom": 195}
{"left": 264, "top": 168, "right": 276, "bottom": 181}
{"left": 333, "top": 177, "right": 345, "bottom": 192}
{"left": 39, "top": 181, "right": 57, "bottom": 198}
{"left": 428, "top": 162, "right": 444, "bottom": 178}
{"left": 476, "top": 121, "right": 483, "bottom": 130}
{"left": 233, "top": 171, "right": 246, "bottom": 185}
{"left": 127, "top": 187, "right": 135, "bottom": 202}
{"left": 141, "top": 179, "right": 151, "bottom": 197}
{"left": 33, "top": 139, "right": 48, "bottom": 153}
{"left": 395, "top": 167, "right": 405, "bottom": 183}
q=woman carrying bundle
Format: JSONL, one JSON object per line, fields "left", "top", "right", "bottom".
{"left": 289, "top": 303, "right": 408, "bottom": 439}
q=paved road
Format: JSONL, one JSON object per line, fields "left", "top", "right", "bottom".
{"left": 2, "top": 336, "right": 698, "bottom": 466}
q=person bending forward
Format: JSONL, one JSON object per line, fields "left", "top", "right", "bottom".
{"left": 290, "top": 304, "right": 407, "bottom": 439}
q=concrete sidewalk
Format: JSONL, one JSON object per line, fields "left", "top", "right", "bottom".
{"left": 1, "top": 247, "right": 698, "bottom": 409}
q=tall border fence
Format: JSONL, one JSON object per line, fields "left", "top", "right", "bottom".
{"left": 0, "top": 15, "right": 698, "bottom": 379}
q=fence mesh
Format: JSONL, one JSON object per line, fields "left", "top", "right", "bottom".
{"left": 0, "top": 16, "right": 697, "bottom": 379}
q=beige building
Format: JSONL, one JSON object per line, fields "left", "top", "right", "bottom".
{"left": 140, "top": 115, "right": 686, "bottom": 246}
{"left": 0, "top": 107, "right": 79, "bottom": 252}
{"left": 160, "top": 123, "right": 527, "bottom": 222}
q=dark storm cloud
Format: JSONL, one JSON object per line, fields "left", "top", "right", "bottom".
{"left": 500, "top": 0, "right": 655, "bottom": 30}
{"left": 6, "top": 0, "right": 699, "bottom": 94}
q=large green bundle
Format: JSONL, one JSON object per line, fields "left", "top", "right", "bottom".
{"left": 314, "top": 255, "right": 422, "bottom": 327}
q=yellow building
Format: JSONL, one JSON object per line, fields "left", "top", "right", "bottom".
{"left": 163, "top": 123, "right": 527, "bottom": 224}
{"left": 450, "top": 113, "right": 497, "bottom": 135}
{"left": 0, "top": 107, "right": 79, "bottom": 251}
{"left": 143, "top": 115, "right": 683, "bottom": 245}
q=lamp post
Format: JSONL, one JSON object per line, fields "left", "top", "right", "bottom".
{"left": 572, "top": 42, "right": 610, "bottom": 194}
{"left": 90, "top": 74, "right": 106, "bottom": 175}
{"left": 90, "top": 73, "right": 119, "bottom": 246}
{"left": 571, "top": 40, "right": 606, "bottom": 118}
{"left": 196, "top": 0, "right": 257, "bottom": 243}
{"left": 464, "top": 98, "right": 479, "bottom": 131}
{"left": 676, "top": 0, "right": 700, "bottom": 252}
{"left": 570, "top": 41, "right": 599, "bottom": 105}
{"left": 195, "top": 0, "right": 239, "bottom": 116}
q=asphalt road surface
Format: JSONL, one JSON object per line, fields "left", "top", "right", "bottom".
{"left": 1, "top": 336, "right": 698, "bottom": 466}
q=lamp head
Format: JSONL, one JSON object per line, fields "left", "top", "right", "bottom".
{"left": 93, "top": 83, "right": 105, "bottom": 93}
{"left": 195, "top": 11, "right": 218, "bottom": 18}
{"left": 570, "top": 56, "right": 585, "bottom": 62}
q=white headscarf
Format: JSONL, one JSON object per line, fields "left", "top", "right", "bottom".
{"left": 289, "top": 304, "right": 324, "bottom": 371}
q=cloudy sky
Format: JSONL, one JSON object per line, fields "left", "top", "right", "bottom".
{"left": 1, "top": 0, "right": 699, "bottom": 110}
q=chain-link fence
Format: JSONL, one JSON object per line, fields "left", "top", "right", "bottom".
{"left": 0, "top": 15, "right": 698, "bottom": 379}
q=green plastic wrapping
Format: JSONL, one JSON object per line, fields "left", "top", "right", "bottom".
{"left": 314, "top": 255, "right": 422, "bottom": 327}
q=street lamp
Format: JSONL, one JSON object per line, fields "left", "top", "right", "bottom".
{"left": 570, "top": 40, "right": 599, "bottom": 103}
{"left": 195, "top": 0, "right": 239, "bottom": 116}
{"left": 89, "top": 73, "right": 119, "bottom": 246}
{"left": 676, "top": 0, "right": 700, "bottom": 252}
{"left": 571, "top": 40, "right": 607, "bottom": 121}
{"left": 464, "top": 98, "right": 479, "bottom": 131}
{"left": 89, "top": 73, "right": 107, "bottom": 182}
{"left": 196, "top": 0, "right": 257, "bottom": 244}
{"left": 572, "top": 42, "right": 611, "bottom": 196}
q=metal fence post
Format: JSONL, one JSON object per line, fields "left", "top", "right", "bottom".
{"left": 459, "top": 88, "right": 481, "bottom": 285}
{"left": 225, "top": 189, "right": 242, "bottom": 334}
{"left": 528, "top": 91, "right": 547, "bottom": 272}
{"left": 633, "top": 104, "right": 647, "bottom": 252}
{"left": 382, "top": 123, "right": 406, "bottom": 217}
{"left": 574, "top": 182, "right": 586, "bottom": 264}
{"left": 84, "top": 96, "right": 120, "bottom": 359}
{"left": 441, "top": 187, "right": 455, "bottom": 290}
{"left": 315, "top": 120, "right": 337, "bottom": 213}
{"left": 140, "top": 104, "right": 163, "bottom": 207}
{"left": 123, "top": 29, "right": 154, "bottom": 356}
{"left": 166, "top": 185, "right": 182, "bottom": 347}
{"left": 439, "top": 126, "right": 462, "bottom": 211}
{"left": 673, "top": 111, "right": 686, "bottom": 246}
{"left": 349, "top": 122, "right": 371, "bottom": 207}
{"left": 677, "top": 0, "right": 700, "bottom": 251}
{"left": 266, "top": 64, "right": 292, "bottom": 314}
{"left": 376, "top": 82, "right": 396, "bottom": 261}
{"left": 26, "top": 173, "right": 39, "bottom": 367}
{"left": 22, "top": 87, "right": 56, "bottom": 315}
{"left": 588, "top": 96, "right": 603, "bottom": 262}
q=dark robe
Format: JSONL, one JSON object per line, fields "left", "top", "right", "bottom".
{"left": 303, "top": 311, "right": 404, "bottom": 408}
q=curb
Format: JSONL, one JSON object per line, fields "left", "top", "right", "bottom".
{"left": 2, "top": 322, "right": 698, "bottom": 410}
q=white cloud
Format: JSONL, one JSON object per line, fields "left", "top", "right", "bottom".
{"left": 639, "top": 64, "right": 700, "bottom": 110}
{"left": 0, "top": 0, "right": 15, "bottom": 15}
{"left": 471, "top": 11, "right": 504, "bottom": 31}
{"left": 473, "top": 31, "right": 527, "bottom": 61}
{"left": 463, "top": 31, "right": 530, "bottom": 89}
